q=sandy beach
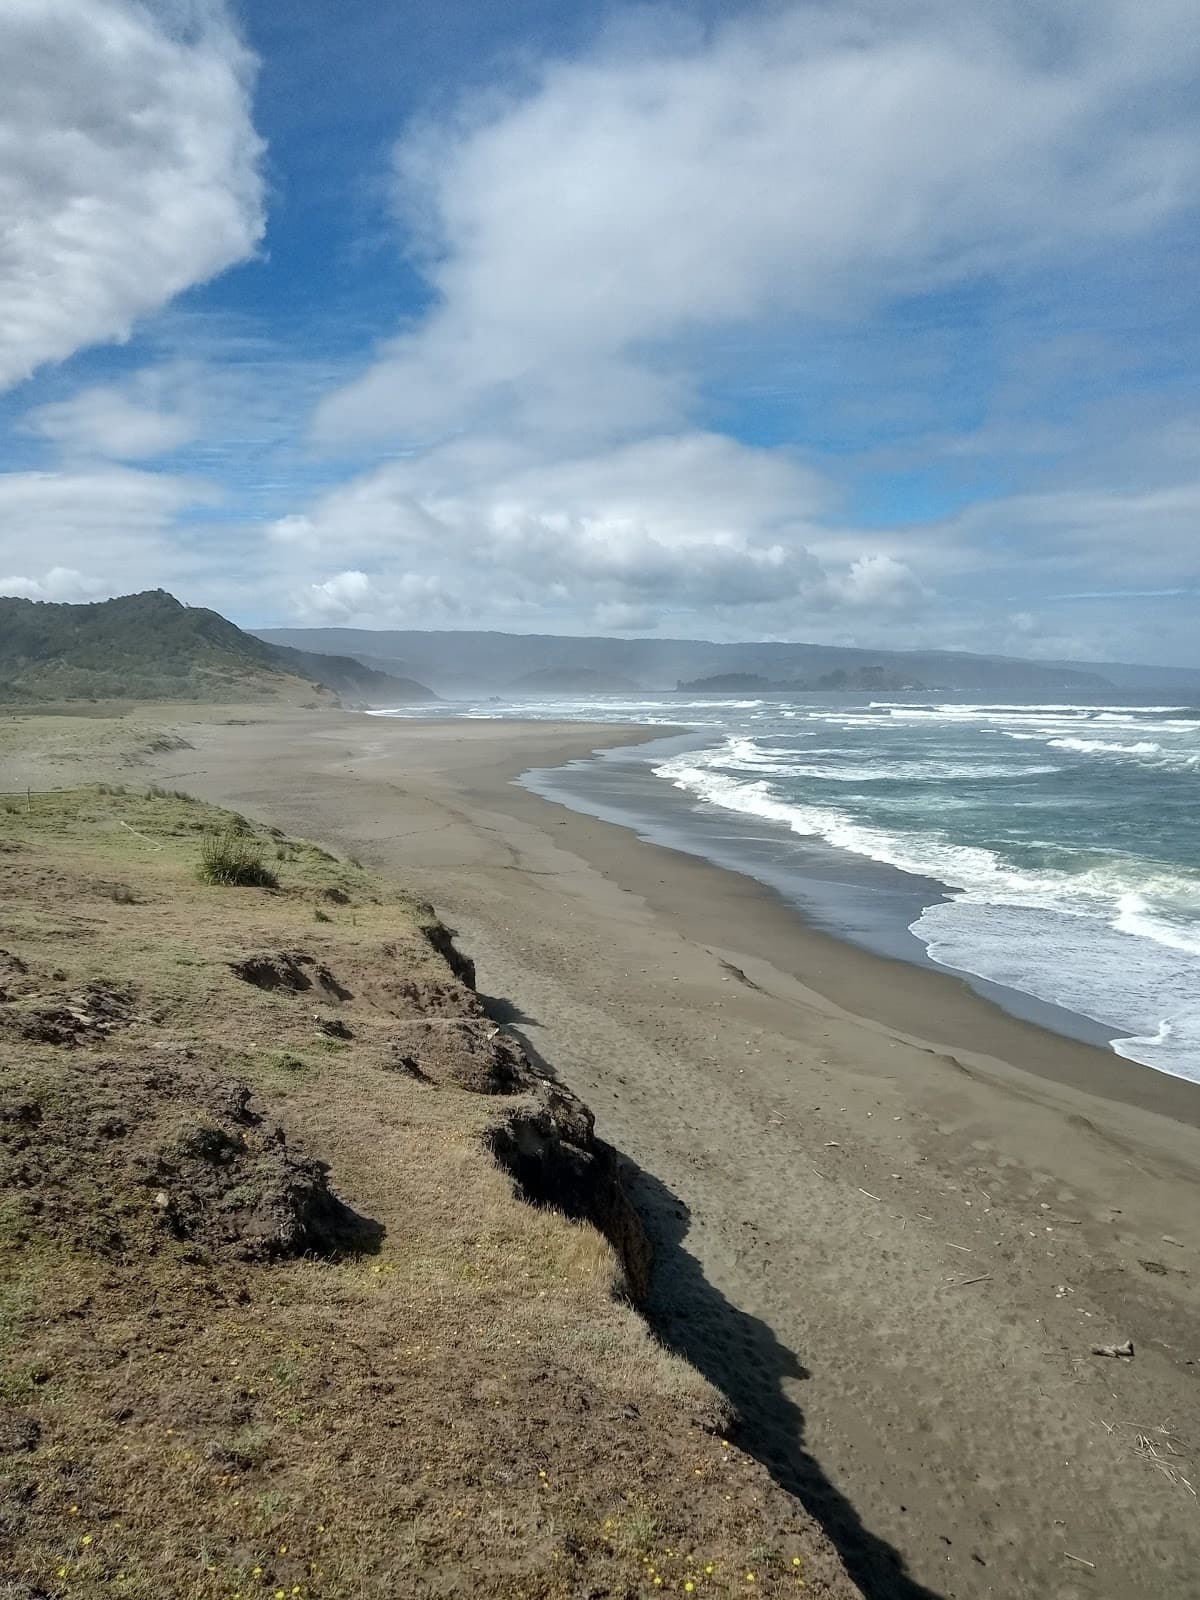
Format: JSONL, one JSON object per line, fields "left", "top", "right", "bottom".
{"left": 35, "top": 704, "right": 1199, "bottom": 1599}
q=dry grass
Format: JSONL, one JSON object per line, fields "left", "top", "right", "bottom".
{"left": 0, "top": 784, "right": 856, "bottom": 1600}
{"left": 1102, "top": 1418, "right": 1196, "bottom": 1497}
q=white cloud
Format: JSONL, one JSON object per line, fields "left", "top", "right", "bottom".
{"left": 296, "top": 569, "right": 374, "bottom": 622}
{"left": 0, "top": 566, "right": 111, "bottom": 603}
{"left": 0, "top": 466, "right": 217, "bottom": 597}
{"left": 293, "top": 568, "right": 454, "bottom": 625}
{"left": 281, "top": 0, "right": 1200, "bottom": 655}
{"left": 26, "top": 383, "right": 195, "bottom": 459}
{"left": 318, "top": 0, "right": 1200, "bottom": 445}
{"left": 832, "top": 554, "right": 929, "bottom": 609}
{"left": 0, "top": 0, "right": 265, "bottom": 391}
{"left": 267, "top": 431, "right": 940, "bottom": 629}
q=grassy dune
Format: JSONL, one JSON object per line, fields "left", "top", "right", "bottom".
{"left": 0, "top": 784, "right": 854, "bottom": 1599}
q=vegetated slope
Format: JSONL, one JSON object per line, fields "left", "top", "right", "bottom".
{"left": 0, "top": 784, "right": 861, "bottom": 1600}
{"left": 0, "top": 591, "right": 434, "bottom": 705}
{"left": 255, "top": 625, "right": 1118, "bottom": 697}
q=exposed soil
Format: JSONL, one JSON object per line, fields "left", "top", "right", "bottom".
{"left": 388, "top": 1016, "right": 534, "bottom": 1093}
{"left": 0, "top": 1037, "right": 379, "bottom": 1263}
{"left": 229, "top": 949, "right": 351, "bottom": 1000}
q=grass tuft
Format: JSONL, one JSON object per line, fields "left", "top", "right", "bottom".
{"left": 196, "top": 828, "right": 278, "bottom": 889}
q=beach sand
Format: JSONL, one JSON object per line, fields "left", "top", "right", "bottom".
{"left": 32, "top": 705, "right": 1200, "bottom": 1599}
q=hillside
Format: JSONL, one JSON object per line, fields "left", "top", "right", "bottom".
{"left": 0, "top": 772, "right": 862, "bottom": 1599}
{"left": 256, "top": 625, "right": 1121, "bottom": 697}
{"left": 0, "top": 591, "right": 434, "bottom": 706}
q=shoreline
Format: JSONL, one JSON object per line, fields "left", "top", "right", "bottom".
{"left": 25, "top": 704, "right": 1200, "bottom": 1599}
{"left": 509, "top": 726, "right": 1200, "bottom": 1124}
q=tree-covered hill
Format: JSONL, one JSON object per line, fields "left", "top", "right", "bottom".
{"left": 0, "top": 590, "right": 434, "bottom": 705}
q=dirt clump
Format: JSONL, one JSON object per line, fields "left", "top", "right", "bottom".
{"left": 0, "top": 1046, "right": 378, "bottom": 1262}
{"left": 229, "top": 949, "right": 351, "bottom": 999}
{"left": 359, "top": 961, "right": 485, "bottom": 1019}
{"left": 489, "top": 1082, "right": 653, "bottom": 1305}
{"left": 150, "top": 1114, "right": 377, "bottom": 1261}
{"left": 0, "top": 980, "right": 142, "bottom": 1046}
{"left": 389, "top": 1017, "right": 534, "bottom": 1093}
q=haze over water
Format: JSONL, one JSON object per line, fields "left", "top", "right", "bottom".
{"left": 373, "top": 695, "right": 1200, "bottom": 1083}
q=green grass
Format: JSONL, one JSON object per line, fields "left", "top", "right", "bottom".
{"left": 196, "top": 828, "right": 279, "bottom": 889}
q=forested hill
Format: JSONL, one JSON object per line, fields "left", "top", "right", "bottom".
{"left": 0, "top": 591, "right": 434, "bottom": 705}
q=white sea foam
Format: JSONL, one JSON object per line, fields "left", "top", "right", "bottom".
{"left": 653, "top": 734, "right": 1200, "bottom": 1082}
{"left": 1048, "top": 737, "right": 1162, "bottom": 755}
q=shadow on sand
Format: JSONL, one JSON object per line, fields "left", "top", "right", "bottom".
{"left": 628, "top": 1160, "right": 945, "bottom": 1600}
{"left": 487, "top": 1001, "right": 944, "bottom": 1600}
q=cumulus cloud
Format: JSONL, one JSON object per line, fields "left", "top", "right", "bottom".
{"left": 0, "top": 0, "right": 264, "bottom": 391}
{"left": 318, "top": 0, "right": 1200, "bottom": 445}
{"left": 832, "top": 554, "right": 930, "bottom": 609}
{"left": 296, "top": 569, "right": 374, "bottom": 622}
{"left": 266, "top": 431, "right": 938, "bottom": 629}
{"left": 293, "top": 568, "right": 455, "bottom": 624}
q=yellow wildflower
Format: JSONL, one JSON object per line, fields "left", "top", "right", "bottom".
{"left": 278, "top": 1545, "right": 288, "bottom": 1555}
{"left": 792, "top": 1557, "right": 803, "bottom": 1567}
{"left": 746, "top": 1575, "right": 756, "bottom": 1584}
{"left": 685, "top": 1585, "right": 696, "bottom": 1594}
{"left": 80, "top": 1534, "right": 93, "bottom": 1547}
{"left": 68, "top": 1505, "right": 80, "bottom": 1515}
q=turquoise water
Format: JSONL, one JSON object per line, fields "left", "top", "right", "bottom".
{"left": 371, "top": 695, "right": 1200, "bottom": 1082}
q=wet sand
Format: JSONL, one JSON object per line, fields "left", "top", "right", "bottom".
{"left": 106, "top": 709, "right": 1200, "bottom": 1597}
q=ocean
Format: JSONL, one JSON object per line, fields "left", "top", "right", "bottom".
{"left": 370, "top": 694, "right": 1200, "bottom": 1084}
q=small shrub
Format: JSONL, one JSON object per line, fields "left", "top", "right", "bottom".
{"left": 197, "top": 829, "right": 278, "bottom": 889}
{"left": 108, "top": 883, "right": 138, "bottom": 905}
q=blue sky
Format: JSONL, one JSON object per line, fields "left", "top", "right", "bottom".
{"left": 1, "top": 0, "right": 1198, "bottom": 664}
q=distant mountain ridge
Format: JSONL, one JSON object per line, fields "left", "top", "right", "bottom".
{"left": 255, "top": 625, "right": 1134, "bottom": 697}
{"left": 0, "top": 591, "right": 435, "bottom": 706}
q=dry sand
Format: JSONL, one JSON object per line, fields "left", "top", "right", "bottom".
{"left": 14, "top": 705, "right": 1200, "bottom": 1599}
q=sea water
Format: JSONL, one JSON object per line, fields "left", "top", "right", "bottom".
{"left": 370, "top": 695, "right": 1200, "bottom": 1084}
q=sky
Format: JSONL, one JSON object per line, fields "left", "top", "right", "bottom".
{"left": 1, "top": 0, "right": 1198, "bottom": 665}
